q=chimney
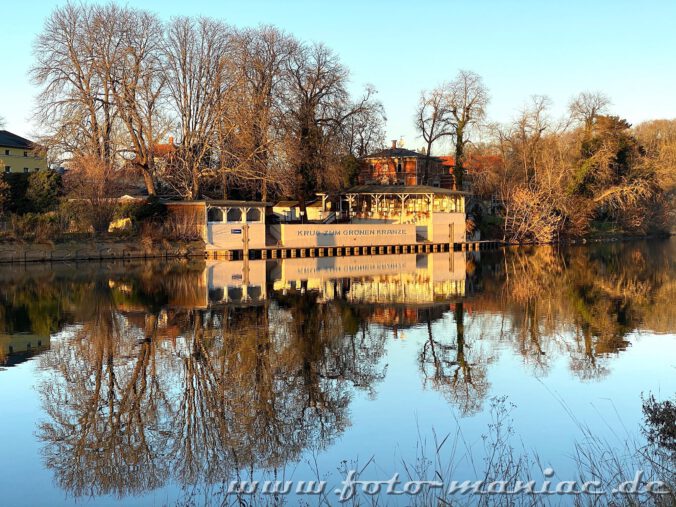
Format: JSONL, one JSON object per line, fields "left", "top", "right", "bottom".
{"left": 168, "top": 136, "right": 174, "bottom": 145}
{"left": 391, "top": 139, "right": 397, "bottom": 149}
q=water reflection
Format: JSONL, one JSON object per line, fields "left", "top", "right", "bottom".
{"left": 0, "top": 239, "right": 673, "bottom": 500}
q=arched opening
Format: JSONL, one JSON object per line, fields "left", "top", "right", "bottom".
{"left": 246, "top": 208, "right": 261, "bottom": 222}
{"left": 226, "top": 208, "right": 242, "bottom": 223}
{"left": 207, "top": 207, "right": 224, "bottom": 222}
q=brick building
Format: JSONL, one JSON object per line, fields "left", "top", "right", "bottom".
{"left": 359, "top": 141, "right": 446, "bottom": 187}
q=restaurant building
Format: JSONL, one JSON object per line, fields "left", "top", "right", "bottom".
{"left": 166, "top": 184, "right": 468, "bottom": 254}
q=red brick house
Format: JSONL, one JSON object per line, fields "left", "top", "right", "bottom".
{"left": 359, "top": 141, "right": 445, "bottom": 187}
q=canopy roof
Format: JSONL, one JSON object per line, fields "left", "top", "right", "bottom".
{"left": 163, "top": 199, "right": 270, "bottom": 207}
{"left": 343, "top": 185, "right": 470, "bottom": 196}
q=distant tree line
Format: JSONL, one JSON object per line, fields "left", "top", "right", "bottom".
{"left": 30, "top": 2, "right": 386, "bottom": 204}
{"left": 416, "top": 80, "right": 675, "bottom": 240}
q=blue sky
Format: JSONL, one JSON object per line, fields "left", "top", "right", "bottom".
{"left": 2, "top": 0, "right": 675, "bottom": 150}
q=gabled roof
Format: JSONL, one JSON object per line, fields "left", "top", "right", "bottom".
{"left": 0, "top": 130, "right": 36, "bottom": 150}
{"left": 363, "top": 147, "right": 432, "bottom": 159}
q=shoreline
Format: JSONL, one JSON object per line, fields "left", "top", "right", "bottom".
{"left": 0, "top": 233, "right": 670, "bottom": 265}
{"left": 0, "top": 238, "right": 204, "bottom": 264}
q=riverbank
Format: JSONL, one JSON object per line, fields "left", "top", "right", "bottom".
{"left": 0, "top": 232, "right": 670, "bottom": 264}
{"left": 0, "top": 238, "right": 204, "bottom": 263}
{"left": 500, "top": 232, "right": 673, "bottom": 247}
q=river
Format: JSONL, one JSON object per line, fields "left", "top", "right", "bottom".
{"left": 0, "top": 239, "right": 674, "bottom": 506}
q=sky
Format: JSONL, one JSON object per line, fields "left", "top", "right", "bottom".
{"left": 2, "top": 0, "right": 675, "bottom": 151}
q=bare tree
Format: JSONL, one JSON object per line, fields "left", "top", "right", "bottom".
{"left": 228, "top": 26, "right": 298, "bottom": 201}
{"left": 569, "top": 91, "right": 610, "bottom": 132}
{"left": 447, "top": 70, "right": 489, "bottom": 189}
{"left": 509, "top": 95, "right": 552, "bottom": 182}
{"left": 415, "top": 85, "right": 453, "bottom": 183}
{"left": 65, "top": 154, "right": 123, "bottom": 234}
{"left": 343, "top": 85, "right": 386, "bottom": 158}
{"left": 163, "top": 17, "right": 233, "bottom": 199}
{"left": 31, "top": 3, "right": 119, "bottom": 170}
{"left": 103, "top": 5, "right": 166, "bottom": 196}
{"left": 283, "top": 42, "right": 373, "bottom": 211}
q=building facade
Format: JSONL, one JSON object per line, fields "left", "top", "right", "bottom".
{"left": 0, "top": 130, "right": 47, "bottom": 174}
{"left": 359, "top": 141, "right": 446, "bottom": 187}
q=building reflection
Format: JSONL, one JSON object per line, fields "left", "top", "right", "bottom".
{"left": 0, "top": 333, "right": 50, "bottom": 366}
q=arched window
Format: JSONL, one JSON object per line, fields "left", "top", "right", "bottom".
{"left": 397, "top": 162, "right": 402, "bottom": 172}
{"left": 227, "top": 208, "right": 242, "bottom": 223}
{"left": 207, "top": 207, "right": 224, "bottom": 222}
{"left": 246, "top": 208, "right": 261, "bottom": 222}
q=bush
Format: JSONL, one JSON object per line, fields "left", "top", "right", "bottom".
{"left": 134, "top": 196, "right": 167, "bottom": 223}
{"left": 0, "top": 178, "right": 9, "bottom": 216}
{"left": 161, "top": 213, "right": 202, "bottom": 241}
{"left": 642, "top": 394, "right": 676, "bottom": 457}
{"left": 56, "top": 200, "right": 90, "bottom": 234}
{"left": 115, "top": 196, "right": 167, "bottom": 225}
{"left": 0, "top": 171, "right": 63, "bottom": 215}
{"left": 2, "top": 173, "right": 30, "bottom": 213}
{"left": 7, "top": 212, "right": 61, "bottom": 242}
{"left": 26, "top": 170, "right": 63, "bottom": 213}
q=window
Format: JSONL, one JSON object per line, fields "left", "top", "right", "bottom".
{"left": 226, "top": 208, "right": 242, "bottom": 223}
{"left": 4, "top": 166, "right": 9, "bottom": 173}
{"left": 397, "top": 162, "right": 402, "bottom": 172}
{"left": 246, "top": 208, "right": 261, "bottom": 222}
{"left": 24, "top": 167, "right": 29, "bottom": 173}
{"left": 4, "top": 149, "right": 8, "bottom": 156}
{"left": 23, "top": 151, "right": 28, "bottom": 157}
{"left": 207, "top": 207, "right": 224, "bottom": 222}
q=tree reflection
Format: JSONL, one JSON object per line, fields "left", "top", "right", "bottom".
{"left": 34, "top": 269, "right": 388, "bottom": 499}
{"left": 38, "top": 276, "right": 171, "bottom": 497}
{"left": 419, "top": 303, "right": 491, "bottom": 415}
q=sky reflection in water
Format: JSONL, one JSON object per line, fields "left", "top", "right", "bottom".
{"left": 0, "top": 239, "right": 674, "bottom": 506}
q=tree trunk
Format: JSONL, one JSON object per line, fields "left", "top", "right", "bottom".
{"left": 454, "top": 128, "right": 465, "bottom": 191}
{"left": 191, "top": 170, "right": 200, "bottom": 201}
{"left": 142, "top": 170, "right": 156, "bottom": 196}
{"left": 423, "top": 141, "right": 433, "bottom": 185}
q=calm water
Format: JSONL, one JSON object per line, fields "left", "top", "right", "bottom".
{"left": 0, "top": 240, "right": 674, "bottom": 506}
